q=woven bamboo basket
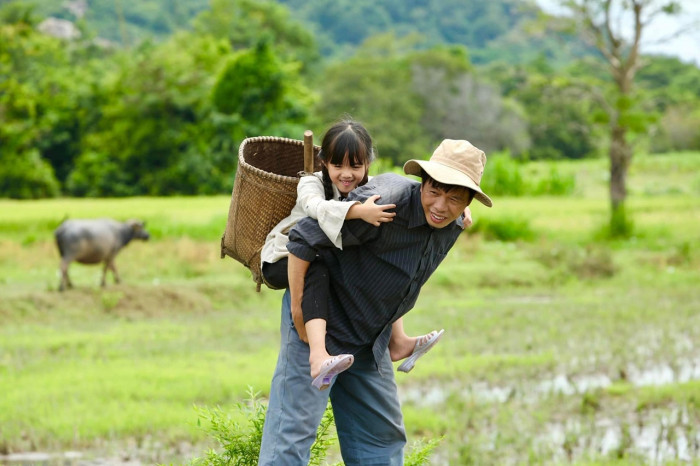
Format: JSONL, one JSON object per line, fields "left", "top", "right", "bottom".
{"left": 221, "top": 134, "right": 321, "bottom": 290}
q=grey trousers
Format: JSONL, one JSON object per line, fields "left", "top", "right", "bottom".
{"left": 258, "top": 289, "right": 406, "bottom": 465}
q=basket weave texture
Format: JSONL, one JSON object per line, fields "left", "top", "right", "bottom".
{"left": 221, "top": 136, "right": 320, "bottom": 289}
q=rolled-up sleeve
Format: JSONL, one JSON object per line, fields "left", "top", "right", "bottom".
{"left": 288, "top": 215, "right": 379, "bottom": 261}
{"left": 287, "top": 218, "right": 332, "bottom": 261}
{"left": 287, "top": 174, "right": 409, "bottom": 260}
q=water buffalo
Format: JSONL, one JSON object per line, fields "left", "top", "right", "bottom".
{"left": 55, "top": 218, "right": 150, "bottom": 291}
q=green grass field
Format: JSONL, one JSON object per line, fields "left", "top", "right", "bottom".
{"left": 1, "top": 152, "right": 699, "bottom": 464}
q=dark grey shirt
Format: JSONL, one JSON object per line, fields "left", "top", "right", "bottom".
{"left": 287, "top": 173, "right": 464, "bottom": 369}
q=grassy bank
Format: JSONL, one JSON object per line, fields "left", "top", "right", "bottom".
{"left": 1, "top": 152, "right": 699, "bottom": 464}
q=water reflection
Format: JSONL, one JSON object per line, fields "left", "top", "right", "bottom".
{"left": 401, "top": 357, "right": 700, "bottom": 405}
{"left": 399, "top": 356, "right": 700, "bottom": 462}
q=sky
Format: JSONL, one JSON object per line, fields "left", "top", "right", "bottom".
{"left": 534, "top": 0, "right": 700, "bottom": 66}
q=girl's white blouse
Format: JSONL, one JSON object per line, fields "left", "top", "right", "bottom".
{"left": 260, "top": 172, "right": 362, "bottom": 265}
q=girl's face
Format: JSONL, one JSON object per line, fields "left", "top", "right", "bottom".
{"left": 325, "top": 154, "right": 367, "bottom": 196}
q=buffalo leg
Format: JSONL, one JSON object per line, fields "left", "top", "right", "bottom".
{"left": 110, "top": 261, "right": 121, "bottom": 284}
{"left": 105, "top": 258, "right": 121, "bottom": 285}
{"left": 101, "top": 261, "right": 109, "bottom": 287}
{"left": 59, "top": 259, "right": 72, "bottom": 291}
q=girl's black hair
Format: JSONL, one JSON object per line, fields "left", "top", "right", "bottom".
{"left": 318, "top": 119, "right": 375, "bottom": 200}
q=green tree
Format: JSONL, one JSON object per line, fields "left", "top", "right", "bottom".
{"left": 0, "top": 3, "right": 93, "bottom": 198}
{"left": 193, "top": 0, "right": 319, "bottom": 69}
{"left": 67, "top": 33, "right": 238, "bottom": 196}
{"left": 67, "top": 31, "right": 313, "bottom": 196}
{"left": 212, "top": 39, "right": 311, "bottom": 140}
{"left": 636, "top": 55, "right": 700, "bottom": 151}
{"left": 411, "top": 46, "right": 531, "bottom": 157}
{"left": 0, "top": 21, "right": 58, "bottom": 198}
{"left": 312, "top": 33, "right": 428, "bottom": 165}
{"left": 637, "top": 55, "right": 700, "bottom": 112}
{"left": 313, "top": 34, "right": 530, "bottom": 165}
{"left": 486, "top": 58, "right": 600, "bottom": 160}
{"left": 560, "top": 0, "right": 690, "bottom": 237}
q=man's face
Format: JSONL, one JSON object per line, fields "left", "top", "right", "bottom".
{"left": 420, "top": 180, "right": 472, "bottom": 228}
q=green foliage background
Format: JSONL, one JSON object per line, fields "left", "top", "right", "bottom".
{"left": 1, "top": 152, "right": 699, "bottom": 463}
{"left": 2, "top": 1, "right": 699, "bottom": 462}
{"left": 2, "top": 0, "right": 700, "bottom": 199}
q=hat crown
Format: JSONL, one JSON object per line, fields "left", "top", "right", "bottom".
{"left": 401, "top": 138, "right": 493, "bottom": 207}
{"left": 431, "top": 139, "right": 485, "bottom": 185}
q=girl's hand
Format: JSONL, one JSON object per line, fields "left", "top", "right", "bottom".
{"left": 462, "top": 206, "right": 473, "bottom": 229}
{"left": 357, "top": 195, "right": 396, "bottom": 226}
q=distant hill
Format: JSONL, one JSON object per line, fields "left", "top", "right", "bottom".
{"left": 15, "top": 0, "right": 208, "bottom": 44}
{"left": 17, "top": 0, "right": 590, "bottom": 65}
{"left": 276, "top": 0, "right": 590, "bottom": 64}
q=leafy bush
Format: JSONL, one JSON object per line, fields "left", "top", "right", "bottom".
{"left": 653, "top": 104, "right": 700, "bottom": 152}
{"left": 470, "top": 216, "right": 535, "bottom": 242}
{"left": 481, "top": 154, "right": 576, "bottom": 197}
{"left": 405, "top": 436, "right": 444, "bottom": 466}
{"left": 480, "top": 155, "right": 526, "bottom": 196}
{"left": 189, "top": 389, "right": 441, "bottom": 465}
{"left": 66, "top": 34, "right": 239, "bottom": 196}
{"left": 189, "top": 391, "right": 336, "bottom": 466}
{"left": 0, "top": 150, "right": 60, "bottom": 198}
{"left": 532, "top": 166, "right": 575, "bottom": 196}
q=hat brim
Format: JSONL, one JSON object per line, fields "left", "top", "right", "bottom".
{"left": 403, "top": 159, "right": 493, "bottom": 207}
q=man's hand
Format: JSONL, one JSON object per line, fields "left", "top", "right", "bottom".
{"left": 461, "top": 206, "right": 473, "bottom": 229}
{"left": 349, "top": 195, "right": 396, "bottom": 226}
{"left": 291, "top": 302, "right": 308, "bottom": 342}
{"left": 288, "top": 254, "right": 311, "bottom": 343}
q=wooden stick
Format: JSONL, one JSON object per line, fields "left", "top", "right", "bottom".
{"left": 303, "top": 130, "right": 314, "bottom": 174}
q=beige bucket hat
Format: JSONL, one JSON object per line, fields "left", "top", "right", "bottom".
{"left": 403, "top": 139, "right": 493, "bottom": 207}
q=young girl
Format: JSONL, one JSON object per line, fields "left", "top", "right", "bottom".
{"left": 261, "top": 119, "right": 446, "bottom": 390}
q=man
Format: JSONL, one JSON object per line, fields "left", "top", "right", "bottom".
{"left": 259, "top": 139, "right": 492, "bottom": 465}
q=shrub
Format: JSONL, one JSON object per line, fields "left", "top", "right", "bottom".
{"left": 405, "top": 436, "right": 444, "bottom": 466}
{"left": 654, "top": 105, "right": 700, "bottom": 152}
{"left": 188, "top": 389, "right": 441, "bottom": 465}
{"left": 0, "top": 150, "right": 60, "bottom": 199}
{"left": 480, "top": 154, "right": 526, "bottom": 196}
{"left": 480, "top": 154, "right": 576, "bottom": 197}
{"left": 189, "top": 391, "right": 337, "bottom": 466}
{"left": 471, "top": 216, "right": 535, "bottom": 242}
{"left": 533, "top": 165, "right": 575, "bottom": 196}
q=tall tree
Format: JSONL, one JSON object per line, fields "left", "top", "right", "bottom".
{"left": 312, "top": 34, "right": 530, "bottom": 165}
{"left": 560, "top": 0, "right": 688, "bottom": 236}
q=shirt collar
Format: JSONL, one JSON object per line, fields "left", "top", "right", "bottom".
{"left": 408, "top": 184, "right": 427, "bottom": 229}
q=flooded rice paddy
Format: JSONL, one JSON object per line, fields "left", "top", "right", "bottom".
{"left": 401, "top": 355, "right": 700, "bottom": 463}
